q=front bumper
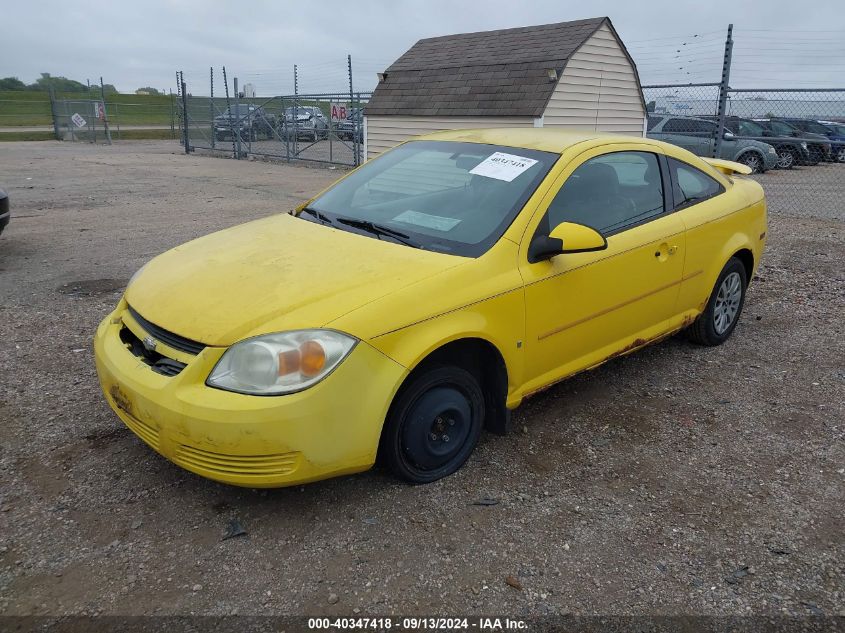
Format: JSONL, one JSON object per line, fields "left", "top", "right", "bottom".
{"left": 94, "top": 302, "right": 408, "bottom": 487}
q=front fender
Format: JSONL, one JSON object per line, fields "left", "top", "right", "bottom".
{"left": 366, "top": 286, "right": 525, "bottom": 402}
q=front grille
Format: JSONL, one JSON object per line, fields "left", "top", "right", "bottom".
{"left": 120, "top": 409, "right": 161, "bottom": 451}
{"left": 127, "top": 305, "right": 206, "bottom": 355}
{"left": 174, "top": 445, "right": 301, "bottom": 478}
{"left": 119, "top": 326, "right": 187, "bottom": 377}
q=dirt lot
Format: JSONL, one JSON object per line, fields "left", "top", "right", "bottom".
{"left": 0, "top": 140, "right": 842, "bottom": 618}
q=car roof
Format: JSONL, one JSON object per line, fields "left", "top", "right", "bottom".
{"left": 416, "top": 128, "right": 668, "bottom": 154}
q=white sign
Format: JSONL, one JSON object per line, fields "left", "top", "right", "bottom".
{"left": 71, "top": 113, "right": 87, "bottom": 128}
{"left": 393, "top": 210, "right": 461, "bottom": 232}
{"left": 469, "top": 152, "right": 538, "bottom": 182}
{"left": 93, "top": 101, "right": 105, "bottom": 120}
{"left": 330, "top": 102, "right": 349, "bottom": 122}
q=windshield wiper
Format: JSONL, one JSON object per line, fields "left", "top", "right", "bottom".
{"left": 298, "top": 206, "right": 333, "bottom": 225}
{"left": 335, "top": 217, "right": 421, "bottom": 248}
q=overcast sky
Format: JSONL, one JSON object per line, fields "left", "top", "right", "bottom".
{"left": 1, "top": 0, "right": 843, "bottom": 95}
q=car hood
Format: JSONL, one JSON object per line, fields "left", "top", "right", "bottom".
{"left": 125, "top": 214, "right": 465, "bottom": 346}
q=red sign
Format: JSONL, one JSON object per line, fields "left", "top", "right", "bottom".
{"left": 330, "top": 103, "right": 348, "bottom": 122}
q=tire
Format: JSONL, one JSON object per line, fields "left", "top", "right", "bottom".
{"left": 687, "top": 257, "right": 748, "bottom": 346}
{"left": 379, "top": 365, "right": 485, "bottom": 484}
{"left": 775, "top": 148, "right": 795, "bottom": 169}
{"left": 737, "top": 151, "right": 763, "bottom": 174}
{"left": 837, "top": 147, "right": 845, "bottom": 163}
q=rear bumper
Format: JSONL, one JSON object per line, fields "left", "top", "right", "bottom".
{"left": 94, "top": 302, "right": 408, "bottom": 487}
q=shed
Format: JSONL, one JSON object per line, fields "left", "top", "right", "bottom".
{"left": 364, "top": 17, "right": 646, "bottom": 159}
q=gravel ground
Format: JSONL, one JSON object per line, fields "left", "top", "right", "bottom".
{"left": 0, "top": 140, "right": 843, "bottom": 618}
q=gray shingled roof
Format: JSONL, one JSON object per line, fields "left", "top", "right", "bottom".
{"left": 365, "top": 17, "right": 623, "bottom": 118}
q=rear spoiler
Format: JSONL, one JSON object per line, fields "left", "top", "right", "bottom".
{"left": 701, "top": 157, "right": 753, "bottom": 176}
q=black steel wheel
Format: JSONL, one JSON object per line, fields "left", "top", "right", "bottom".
{"left": 380, "top": 365, "right": 484, "bottom": 484}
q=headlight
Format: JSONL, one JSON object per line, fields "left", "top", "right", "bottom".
{"left": 207, "top": 330, "right": 357, "bottom": 395}
{"left": 801, "top": 141, "right": 808, "bottom": 150}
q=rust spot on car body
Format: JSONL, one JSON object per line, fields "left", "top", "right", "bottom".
{"left": 109, "top": 384, "right": 133, "bottom": 416}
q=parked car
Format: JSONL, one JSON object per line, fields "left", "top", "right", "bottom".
{"left": 647, "top": 115, "right": 777, "bottom": 173}
{"left": 0, "top": 189, "right": 9, "bottom": 236}
{"left": 280, "top": 106, "right": 329, "bottom": 141}
{"left": 214, "top": 104, "right": 276, "bottom": 142}
{"left": 777, "top": 118, "right": 836, "bottom": 162}
{"left": 95, "top": 129, "right": 766, "bottom": 487}
{"left": 336, "top": 107, "right": 363, "bottom": 142}
{"left": 714, "top": 116, "right": 811, "bottom": 170}
{"left": 752, "top": 119, "right": 827, "bottom": 165}
{"left": 812, "top": 120, "right": 845, "bottom": 162}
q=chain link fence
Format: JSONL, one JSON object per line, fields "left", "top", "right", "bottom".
{"left": 178, "top": 68, "right": 368, "bottom": 167}
{"left": 645, "top": 83, "right": 844, "bottom": 216}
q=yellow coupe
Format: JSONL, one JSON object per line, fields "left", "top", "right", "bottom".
{"left": 94, "top": 129, "right": 766, "bottom": 487}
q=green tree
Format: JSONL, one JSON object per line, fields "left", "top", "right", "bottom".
{"left": 0, "top": 77, "right": 26, "bottom": 90}
{"left": 135, "top": 87, "right": 161, "bottom": 95}
{"left": 27, "top": 73, "right": 88, "bottom": 92}
{"left": 101, "top": 83, "right": 118, "bottom": 94}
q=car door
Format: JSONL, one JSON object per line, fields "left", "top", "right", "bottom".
{"left": 661, "top": 118, "right": 709, "bottom": 155}
{"left": 518, "top": 145, "right": 686, "bottom": 394}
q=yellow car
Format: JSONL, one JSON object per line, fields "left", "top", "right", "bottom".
{"left": 94, "top": 129, "right": 766, "bottom": 487}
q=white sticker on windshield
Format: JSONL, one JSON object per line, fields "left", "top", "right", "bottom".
{"left": 469, "top": 152, "right": 538, "bottom": 182}
{"left": 393, "top": 210, "right": 461, "bottom": 232}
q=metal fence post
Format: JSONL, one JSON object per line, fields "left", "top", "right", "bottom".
{"left": 222, "top": 67, "right": 236, "bottom": 158}
{"left": 181, "top": 76, "right": 190, "bottom": 154}
{"left": 348, "top": 55, "right": 359, "bottom": 166}
{"left": 233, "top": 77, "right": 242, "bottom": 159}
{"left": 48, "top": 87, "right": 60, "bottom": 140}
{"left": 713, "top": 24, "right": 734, "bottom": 158}
{"left": 210, "top": 67, "right": 215, "bottom": 149}
{"left": 99, "top": 77, "right": 112, "bottom": 144}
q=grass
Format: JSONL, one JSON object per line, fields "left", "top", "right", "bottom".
{"left": 0, "top": 90, "right": 176, "bottom": 127}
{"left": 0, "top": 128, "right": 177, "bottom": 142}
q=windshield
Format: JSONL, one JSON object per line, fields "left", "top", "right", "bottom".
{"left": 305, "top": 140, "right": 557, "bottom": 257}
{"left": 222, "top": 105, "right": 255, "bottom": 116}
{"left": 284, "top": 107, "right": 314, "bottom": 117}
{"left": 738, "top": 120, "right": 765, "bottom": 136}
{"left": 799, "top": 120, "right": 830, "bottom": 134}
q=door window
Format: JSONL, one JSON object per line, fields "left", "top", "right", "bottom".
{"left": 542, "top": 152, "right": 665, "bottom": 236}
{"left": 669, "top": 158, "right": 724, "bottom": 208}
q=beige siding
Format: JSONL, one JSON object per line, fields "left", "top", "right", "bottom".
{"left": 365, "top": 115, "right": 534, "bottom": 159}
{"left": 543, "top": 24, "right": 645, "bottom": 136}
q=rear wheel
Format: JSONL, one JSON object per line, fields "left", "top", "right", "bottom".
{"left": 737, "top": 151, "right": 763, "bottom": 173}
{"left": 837, "top": 147, "right": 845, "bottom": 163}
{"left": 379, "top": 365, "right": 484, "bottom": 483}
{"left": 687, "top": 258, "right": 748, "bottom": 346}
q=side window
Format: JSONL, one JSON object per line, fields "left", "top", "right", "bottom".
{"left": 669, "top": 158, "right": 724, "bottom": 208}
{"left": 647, "top": 116, "right": 663, "bottom": 131}
{"left": 543, "top": 151, "right": 665, "bottom": 236}
{"left": 662, "top": 118, "right": 694, "bottom": 133}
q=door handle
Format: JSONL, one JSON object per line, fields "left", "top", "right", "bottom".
{"left": 668, "top": 245, "right": 678, "bottom": 255}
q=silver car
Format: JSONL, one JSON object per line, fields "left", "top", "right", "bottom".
{"left": 647, "top": 115, "right": 778, "bottom": 173}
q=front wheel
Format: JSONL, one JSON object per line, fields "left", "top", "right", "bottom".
{"left": 687, "top": 257, "right": 748, "bottom": 346}
{"left": 379, "top": 365, "right": 485, "bottom": 484}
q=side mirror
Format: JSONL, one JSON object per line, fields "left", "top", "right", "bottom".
{"left": 723, "top": 131, "right": 735, "bottom": 139}
{"left": 527, "top": 222, "right": 608, "bottom": 263}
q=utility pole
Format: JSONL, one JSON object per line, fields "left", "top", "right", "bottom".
{"left": 713, "top": 24, "right": 734, "bottom": 159}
